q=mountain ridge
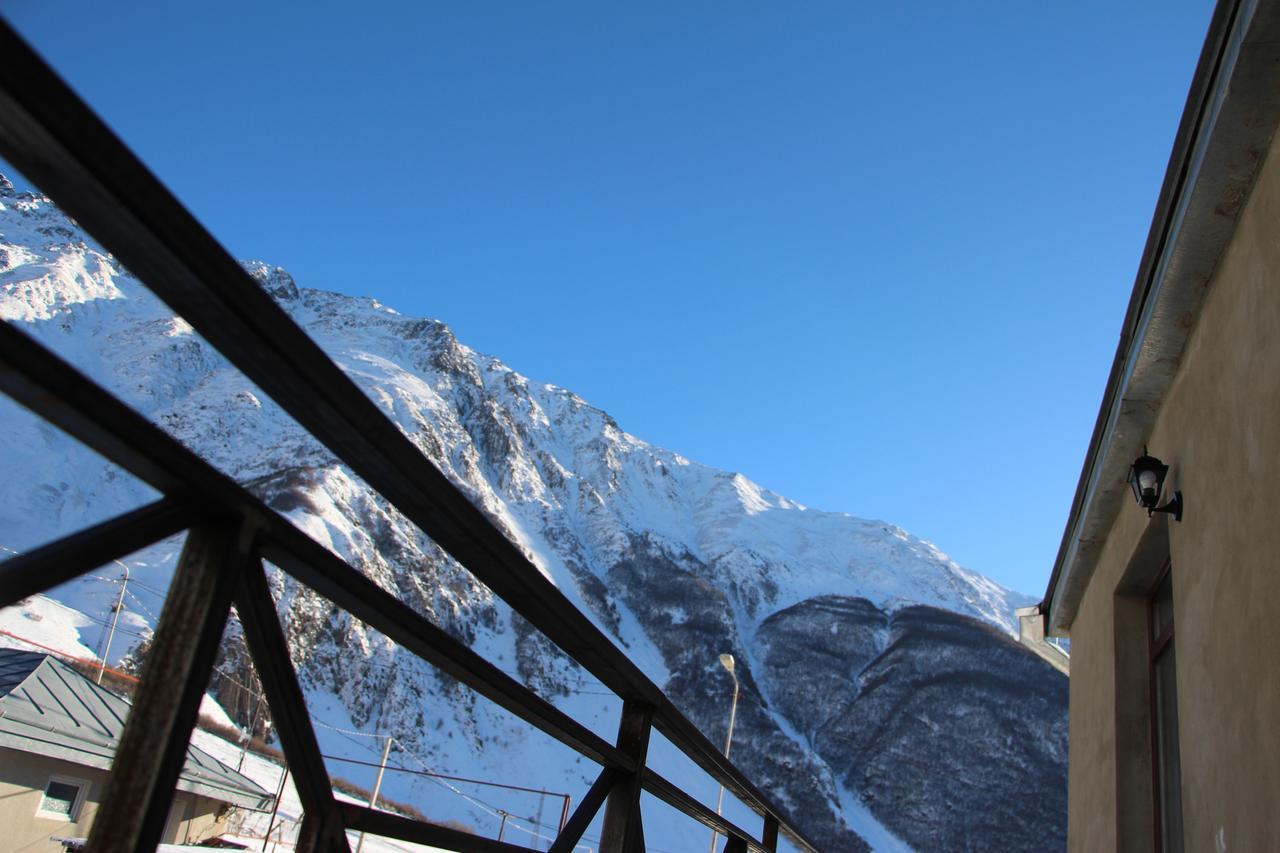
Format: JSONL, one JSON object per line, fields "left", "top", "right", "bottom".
{"left": 0, "top": 177, "right": 1065, "bottom": 851}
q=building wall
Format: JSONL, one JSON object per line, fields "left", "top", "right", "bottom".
{"left": 1067, "top": 127, "right": 1280, "bottom": 851}
{"left": 0, "top": 747, "right": 236, "bottom": 851}
{"left": 0, "top": 748, "right": 105, "bottom": 853}
{"left": 170, "top": 794, "right": 233, "bottom": 845}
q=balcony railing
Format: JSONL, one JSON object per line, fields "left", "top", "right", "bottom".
{"left": 0, "top": 16, "right": 821, "bottom": 853}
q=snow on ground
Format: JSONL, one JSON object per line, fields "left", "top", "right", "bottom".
{"left": 190, "top": 727, "right": 450, "bottom": 852}
{"left": 0, "top": 595, "right": 445, "bottom": 850}
{"left": 0, "top": 593, "right": 560, "bottom": 850}
{"left": 0, "top": 594, "right": 100, "bottom": 658}
{"left": 198, "top": 693, "right": 239, "bottom": 730}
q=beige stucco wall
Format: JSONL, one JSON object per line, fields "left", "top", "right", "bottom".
{"left": 168, "top": 794, "right": 232, "bottom": 846}
{"left": 0, "top": 748, "right": 105, "bottom": 853}
{"left": 1066, "top": 127, "right": 1280, "bottom": 851}
{"left": 0, "top": 747, "right": 234, "bottom": 851}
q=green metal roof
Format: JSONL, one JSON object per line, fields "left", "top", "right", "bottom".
{"left": 0, "top": 649, "right": 272, "bottom": 811}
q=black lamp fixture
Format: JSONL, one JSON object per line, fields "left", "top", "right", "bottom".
{"left": 1127, "top": 448, "right": 1183, "bottom": 522}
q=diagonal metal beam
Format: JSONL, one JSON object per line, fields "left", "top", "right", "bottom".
{"left": 0, "top": 319, "right": 628, "bottom": 773}
{"left": 0, "top": 496, "right": 192, "bottom": 610}
{"left": 761, "top": 815, "right": 780, "bottom": 852}
{"left": 0, "top": 22, "right": 823, "bottom": 851}
{"left": 0, "top": 321, "right": 250, "bottom": 509}
{"left": 296, "top": 814, "right": 324, "bottom": 853}
{"left": 236, "top": 558, "right": 350, "bottom": 853}
{"left": 85, "top": 523, "right": 246, "bottom": 852}
{"left": 0, "top": 243, "right": 818, "bottom": 852}
{"left": 0, "top": 13, "right": 645, "bottom": 702}
{"left": 337, "top": 803, "right": 532, "bottom": 853}
{"left": 0, "top": 188, "right": 820, "bottom": 853}
{"left": 642, "top": 769, "right": 767, "bottom": 853}
{"left": 0, "top": 46, "right": 813, "bottom": 841}
{"left": 548, "top": 767, "right": 617, "bottom": 853}
{"left": 599, "top": 701, "right": 653, "bottom": 853}
{"left": 258, "top": 530, "right": 631, "bottom": 773}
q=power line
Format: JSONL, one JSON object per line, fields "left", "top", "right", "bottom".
{"left": 2, "top": 547, "right": 671, "bottom": 850}
{"left": 7, "top": 541, "right": 615, "bottom": 696}
{"left": 0, "top": 623, "right": 675, "bottom": 852}
{"left": 124, "top": 587, "right": 160, "bottom": 623}
{"left": 310, "top": 717, "right": 560, "bottom": 847}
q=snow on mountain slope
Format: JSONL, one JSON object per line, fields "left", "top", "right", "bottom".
{"left": 0, "top": 175, "right": 1024, "bottom": 633}
{"left": 0, "top": 176, "right": 1064, "bottom": 851}
{"left": 0, "top": 594, "right": 99, "bottom": 659}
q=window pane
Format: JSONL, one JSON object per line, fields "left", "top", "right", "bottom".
{"left": 41, "top": 780, "right": 80, "bottom": 816}
{"left": 1153, "top": 645, "right": 1184, "bottom": 853}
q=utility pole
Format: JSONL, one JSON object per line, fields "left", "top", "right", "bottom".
{"left": 355, "top": 735, "right": 394, "bottom": 853}
{"left": 98, "top": 562, "right": 129, "bottom": 685}
{"left": 709, "top": 653, "right": 740, "bottom": 853}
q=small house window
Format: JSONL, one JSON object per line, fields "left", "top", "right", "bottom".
{"left": 36, "top": 776, "right": 87, "bottom": 821}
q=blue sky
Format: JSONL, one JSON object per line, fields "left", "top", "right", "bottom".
{"left": 5, "top": 1, "right": 1214, "bottom": 596}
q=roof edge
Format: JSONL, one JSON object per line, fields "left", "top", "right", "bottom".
{"left": 0, "top": 652, "right": 271, "bottom": 809}
{"left": 1042, "top": 0, "right": 1280, "bottom": 634}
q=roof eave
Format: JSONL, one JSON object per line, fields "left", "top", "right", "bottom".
{"left": 1042, "top": 0, "right": 1280, "bottom": 635}
{"left": 173, "top": 775, "right": 274, "bottom": 811}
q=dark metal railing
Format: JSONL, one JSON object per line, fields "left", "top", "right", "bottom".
{"left": 0, "top": 16, "right": 820, "bottom": 853}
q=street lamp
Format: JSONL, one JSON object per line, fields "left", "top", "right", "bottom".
{"left": 709, "top": 653, "right": 740, "bottom": 853}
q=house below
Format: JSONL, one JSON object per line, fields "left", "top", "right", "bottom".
{"left": 0, "top": 649, "right": 272, "bottom": 852}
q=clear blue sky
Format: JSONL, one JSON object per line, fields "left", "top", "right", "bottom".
{"left": 5, "top": 1, "right": 1215, "bottom": 597}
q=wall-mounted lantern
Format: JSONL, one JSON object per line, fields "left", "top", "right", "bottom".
{"left": 1127, "top": 448, "right": 1183, "bottom": 522}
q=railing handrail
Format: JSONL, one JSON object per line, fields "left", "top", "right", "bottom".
{"left": 0, "top": 14, "right": 822, "bottom": 852}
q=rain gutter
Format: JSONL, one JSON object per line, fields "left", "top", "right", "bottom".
{"left": 1041, "top": 0, "right": 1280, "bottom": 634}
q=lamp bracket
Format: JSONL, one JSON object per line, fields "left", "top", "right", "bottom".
{"left": 1147, "top": 490, "right": 1183, "bottom": 523}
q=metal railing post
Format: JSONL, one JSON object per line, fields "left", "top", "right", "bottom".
{"left": 0, "top": 22, "right": 828, "bottom": 843}
{"left": 85, "top": 522, "right": 246, "bottom": 852}
{"left": 599, "top": 701, "right": 654, "bottom": 853}
{"left": 762, "top": 814, "right": 780, "bottom": 851}
{"left": 236, "top": 558, "right": 351, "bottom": 852}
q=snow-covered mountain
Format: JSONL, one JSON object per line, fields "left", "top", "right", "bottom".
{"left": 0, "top": 175, "right": 1066, "bottom": 851}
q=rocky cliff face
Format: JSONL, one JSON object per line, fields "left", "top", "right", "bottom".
{"left": 0, "top": 177, "right": 1066, "bottom": 851}
{"left": 759, "top": 598, "right": 1067, "bottom": 850}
